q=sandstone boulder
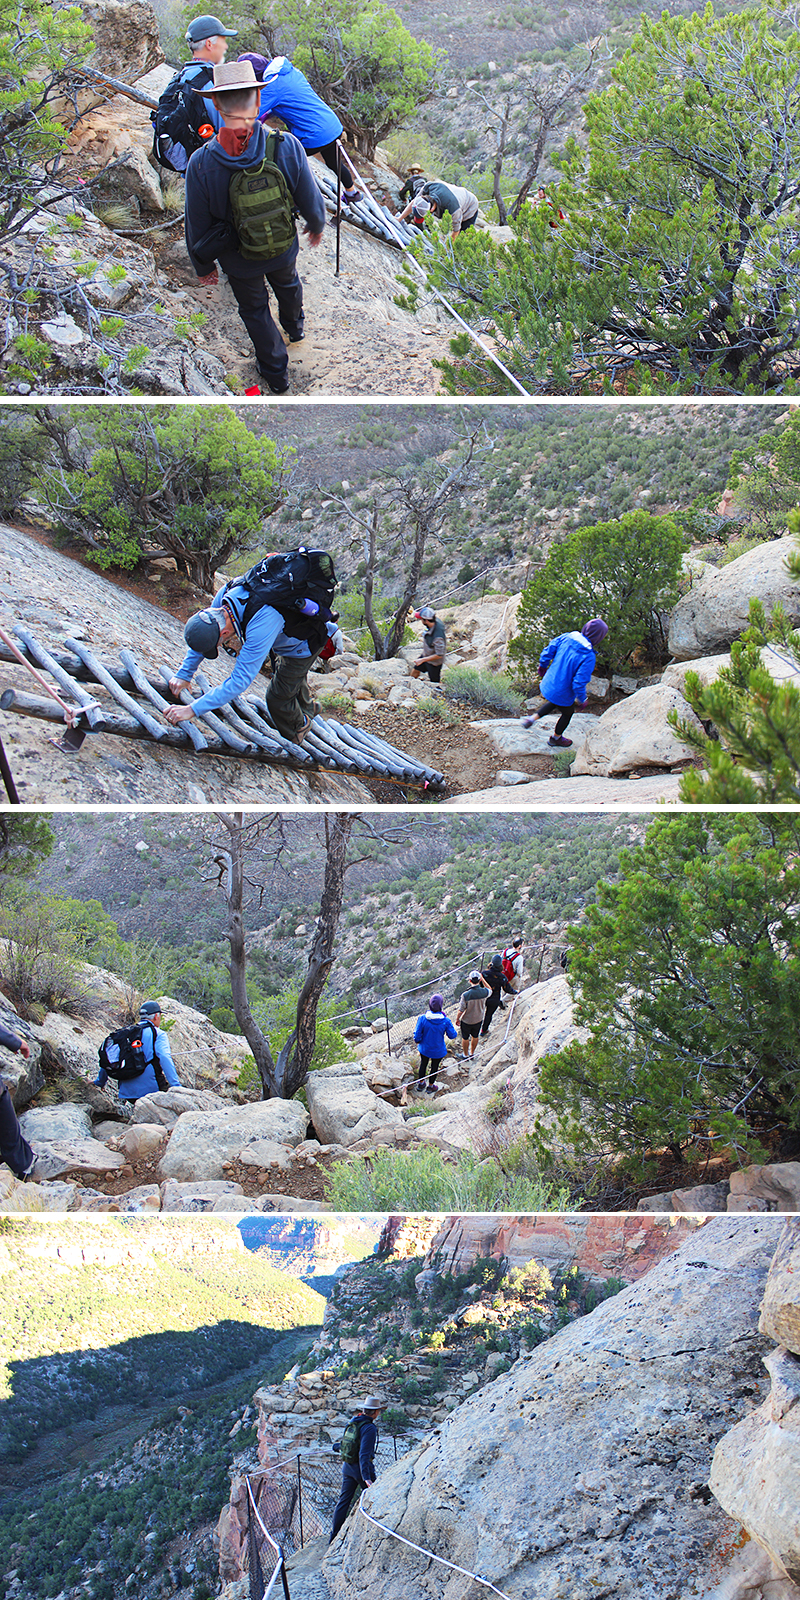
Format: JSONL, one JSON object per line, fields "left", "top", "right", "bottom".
{"left": 329, "top": 1218, "right": 788, "bottom": 1600}
{"left": 159, "top": 1100, "right": 309, "bottom": 1181}
{"left": 759, "top": 1222, "right": 800, "bottom": 1355}
{"left": 115, "top": 1123, "right": 167, "bottom": 1161}
{"left": 571, "top": 685, "right": 703, "bottom": 776}
{"left": 473, "top": 713, "right": 597, "bottom": 758}
{"left": 710, "top": 1223, "right": 800, "bottom": 1587}
{"left": 158, "top": 1179, "right": 246, "bottom": 1212}
{"left": 19, "top": 1103, "right": 93, "bottom": 1142}
{"left": 661, "top": 653, "right": 732, "bottom": 693}
{"left": 668, "top": 537, "right": 800, "bottom": 659}
{"left": 727, "top": 1163, "right": 800, "bottom": 1213}
{"left": 83, "top": 0, "right": 163, "bottom": 84}
{"left": 305, "top": 1062, "right": 405, "bottom": 1146}
{"left": 130, "top": 1087, "right": 227, "bottom": 1126}
{"left": 0, "top": 1011, "right": 43, "bottom": 1106}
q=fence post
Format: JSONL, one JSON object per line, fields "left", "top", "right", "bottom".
{"left": 279, "top": 1545, "right": 291, "bottom": 1600}
{"left": 393, "top": 1434, "right": 398, "bottom": 1462}
{"left": 385, "top": 998, "right": 391, "bottom": 1056}
{"left": 297, "top": 1455, "right": 304, "bottom": 1550}
{"left": 536, "top": 946, "right": 545, "bottom": 983}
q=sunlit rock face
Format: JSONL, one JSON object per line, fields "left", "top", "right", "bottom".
{"left": 329, "top": 1218, "right": 791, "bottom": 1600}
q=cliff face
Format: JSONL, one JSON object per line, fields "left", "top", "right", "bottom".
{"left": 328, "top": 1217, "right": 793, "bottom": 1600}
{"left": 710, "top": 1221, "right": 800, "bottom": 1587}
{"left": 423, "top": 1212, "right": 702, "bottom": 1282}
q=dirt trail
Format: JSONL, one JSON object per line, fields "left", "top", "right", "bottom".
{"left": 163, "top": 179, "right": 451, "bottom": 396}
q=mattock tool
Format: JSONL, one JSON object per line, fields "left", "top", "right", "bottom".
{"left": 0, "top": 623, "right": 100, "bottom": 752}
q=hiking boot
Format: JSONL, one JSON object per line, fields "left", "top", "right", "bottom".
{"left": 548, "top": 734, "right": 573, "bottom": 747}
{"left": 283, "top": 323, "right": 305, "bottom": 343}
{"left": 22, "top": 1151, "right": 71, "bottom": 1182}
{"left": 256, "top": 364, "right": 290, "bottom": 394}
{"left": 342, "top": 188, "right": 362, "bottom": 206}
{"left": 294, "top": 714, "right": 313, "bottom": 742}
{"left": 522, "top": 714, "right": 539, "bottom": 728}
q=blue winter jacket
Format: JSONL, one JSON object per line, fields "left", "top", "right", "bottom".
{"left": 414, "top": 1010, "right": 457, "bottom": 1060}
{"left": 95, "top": 1026, "right": 181, "bottom": 1101}
{"left": 184, "top": 120, "right": 326, "bottom": 276}
{"left": 257, "top": 60, "right": 343, "bottom": 149}
{"left": 175, "top": 582, "right": 312, "bottom": 717}
{"left": 538, "top": 631, "right": 597, "bottom": 707}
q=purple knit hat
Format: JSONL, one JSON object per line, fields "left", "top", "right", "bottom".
{"left": 582, "top": 618, "right": 608, "bottom": 644}
{"left": 430, "top": 993, "right": 443, "bottom": 1012}
{"left": 237, "top": 51, "right": 269, "bottom": 78}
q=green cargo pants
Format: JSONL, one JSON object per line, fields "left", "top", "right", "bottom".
{"left": 266, "top": 653, "right": 319, "bottom": 740}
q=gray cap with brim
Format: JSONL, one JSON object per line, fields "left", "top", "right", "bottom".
{"left": 186, "top": 14, "right": 239, "bottom": 41}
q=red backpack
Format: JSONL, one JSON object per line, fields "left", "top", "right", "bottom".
{"left": 501, "top": 948, "right": 517, "bottom": 982}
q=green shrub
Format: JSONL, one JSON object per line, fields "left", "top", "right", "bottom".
{"left": 442, "top": 664, "right": 522, "bottom": 714}
{"left": 324, "top": 1145, "right": 570, "bottom": 1211}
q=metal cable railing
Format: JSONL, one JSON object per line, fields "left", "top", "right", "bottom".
{"left": 357, "top": 1502, "right": 515, "bottom": 1599}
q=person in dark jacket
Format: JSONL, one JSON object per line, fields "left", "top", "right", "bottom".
{"left": 399, "top": 164, "right": 426, "bottom": 205}
{"left": 410, "top": 605, "right": 446, "bottom": 683}
{"left": 522, "top": 618, "right": 608, "bottom": 748}
{"left": 184, "top": 58, "right": 326, "bottom": 392}
{"left": 0, "top": 1021, "right": 35, "bottom": 1179}
{"left": 480, "top": 956, "right": 514, "bottom": 1037}
{"left": 413, "top": 992, "right": 457, "bottom": 1093}
{"left": 238, "top": 54, "right": 362, "bottom": 206}
{"left": 93, "top": 1002, "right": 181, "bottom": 1103}
{"left": 329, "top": 1396, "right": 384, "bottom": 1543}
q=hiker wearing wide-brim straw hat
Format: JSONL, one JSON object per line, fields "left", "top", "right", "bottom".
{"left": 399, "top": 162, "right": 427, "bottom": 207}
{"left": 329, "top": 1396, "right": 386, "bottom": 1544}
{"left": 190, "top": 58, "right": 260, "bottom": 95}
{"left": 180, "top": 46, "right": 326, "bottom": 394}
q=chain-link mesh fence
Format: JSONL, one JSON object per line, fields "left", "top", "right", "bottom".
{"left": 248, "top": 1437, "right": 403, "bottom": 1563}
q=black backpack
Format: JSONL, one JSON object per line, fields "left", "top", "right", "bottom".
{"left": 98, "top": 1023, "right": 168, "bottom": 1090}
{"left": 229, "top": 132, "right": 298, "bottom": 262}
{"left": 233, "top": 549, "right": 338, "bottom": 652}
{"left": 151, "top": 62, "right": 216, "bottom": 171}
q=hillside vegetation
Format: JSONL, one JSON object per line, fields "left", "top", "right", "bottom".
{"left": 27, "top": 812, "right": 631, "bottom": 1025}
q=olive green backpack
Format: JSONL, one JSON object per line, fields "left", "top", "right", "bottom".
{"left": 229, "top": 131, "right": 298, "bottom": 261}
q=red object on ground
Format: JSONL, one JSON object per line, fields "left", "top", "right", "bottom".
{"left": 244, "top": 386, "right": 261, "bottom": 396}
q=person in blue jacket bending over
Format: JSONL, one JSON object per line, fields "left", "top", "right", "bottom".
{"left": 522, "top": 617, "right": 609, "bottom": 748}
{"left": 165, "top": 575, "right": 328, "bottom": 744}
{"left": 413, "top": 992, "right": 457, "bottom": 1094}
{"left": 94, "top": 1002, "right": 181, "bottom": 1103}
{"left": 238, "top": 53, "right": 362, "bottom": 207}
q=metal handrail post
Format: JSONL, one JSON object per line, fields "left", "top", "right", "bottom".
{"left": 297, "top": 1455, "right": 304, "bottom": 1550}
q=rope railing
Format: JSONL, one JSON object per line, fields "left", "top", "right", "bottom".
{"left": 357, "top": 1502, "right": 515, "bottom": 1599}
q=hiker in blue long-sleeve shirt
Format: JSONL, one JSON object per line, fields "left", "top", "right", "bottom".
{"left": 166, "top": 578, "right": 319, "bottom": 743}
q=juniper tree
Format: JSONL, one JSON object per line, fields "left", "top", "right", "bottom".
{"left": 35, "top": 406, "right": 290, "bottom": 589}
{"left": 420, "top": 3, "right": 800, "bottom": 394}
{"left": 535, "top": 812, "right": 800, "bottom": 1173}
{"left": 508, "top": 509, "right": 685, "bottom": 681}
{"left": 672, "top": 604, "right": 800, "bottom": 804}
